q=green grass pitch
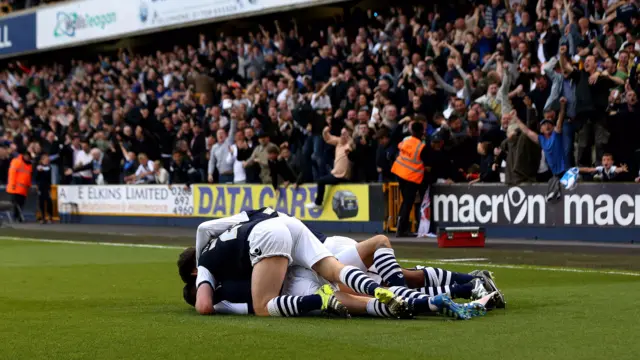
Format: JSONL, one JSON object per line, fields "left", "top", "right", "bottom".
{"left": 1, "top": 238, "right": 640, "bottom": 360}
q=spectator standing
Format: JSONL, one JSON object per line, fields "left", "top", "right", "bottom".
{"left": 267, "top": 146, "right": 296, "bottom": 191}
{"left": 350, "top": 124, "right": 378, "bottom": 182}
{"left": 130, "top": 153, "right": 155, "bottom": 184}
{"left": 563, "top": 55, "right": 621, "bottom": 166}
{"left": 169, "top": 151, "right": 196, "bottom": 188}
{"left": 0, "top": 147, "right": 9, "bottom": 184}
{"left": 208, "top": 117, "right": 237, "bottom": 184}
{"left": 516, "top": 98, "right": 568, "bottom": 201}
{"left": 305, "top": 126, "right": 353, "bottom": 211}
{"left": 7, "top": 151, "right": 32, "bottom": 222}
{"left": 244, "top": 132, "right": 278, "bottom": 185}
{"left": 390, "top": 121, "right": 429, "bottom": 237}
{"left": 69, "top": 139, "right": 93, "bottom": 185}
{"left": 153, "top": 160, "right": 169, "bottom": 184}
{"left": 229, "top": 136, "right": 248, "bottom": 184}
{"left": 35, "top": 154, "right": 53, "bottom": 223}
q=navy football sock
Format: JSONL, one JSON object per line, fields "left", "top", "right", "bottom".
{"left": 449, "top": 283, "right": 474, "bottom": 299}
{"left": 422, "top": 267, "right": 475, "bottom": 286}
{"left": 373, "top": 248, "right": 406, "bottom": 287}
{"left": 415, "top": 283, "right": 474, "bottom": 299}
{"left": 266, "top": 295, "right": 323, "bottom": 317}
{"left": 388, "top": 286, "right": 436, "bottom": 313}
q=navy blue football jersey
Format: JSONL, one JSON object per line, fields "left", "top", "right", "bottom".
{"left": 213, "top": 279, "right": 254, "bottom": 314}
{"left": 198, "top": 209, "right": 278, "bottom": 283}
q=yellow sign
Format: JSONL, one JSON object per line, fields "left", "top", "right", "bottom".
{"left": 193, "top": 184, "right": 369, "bottom": 221}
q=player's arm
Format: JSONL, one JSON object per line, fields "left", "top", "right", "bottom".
{"left": 578, "top": 167, "right": 596, "bottom": 173}
{"left": 195, "top": 212, "right": 250, "bottom": 262}
{"left": 213, "top": 301, "right": 251, "bottom": 315}
{"left": 194, "top": 266, "right": 216, "bottom": 315}
{"left": 195, "top": 283, "right": 215, "bottom": 315}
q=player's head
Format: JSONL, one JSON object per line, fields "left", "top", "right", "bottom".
{"left": 177, "top": 247, "right": 197, "bottom": 284}
{"left": 601, "top": 153, "right": 614, "bottom": 169}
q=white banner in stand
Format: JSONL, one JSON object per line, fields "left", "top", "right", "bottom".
{"left": 57, "top": 185, "right": 194, "bottom": 217}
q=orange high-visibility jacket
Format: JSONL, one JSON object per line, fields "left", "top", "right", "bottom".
{"left": 7, "top": 155, "right": 33, "bottom": 196}
{"left": 391, "top": 136, "right": 425, "bottom": 184}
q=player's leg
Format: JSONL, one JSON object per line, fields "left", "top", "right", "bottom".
{"left": 280, "top": 216, "right": 411, "bottom": 318}
{"left": 354, "top": 235, "right": 406, "bottom": 286}
{"left": 250, "top": 220, "right": 347, "bottom": 317}
{"left": 407, "top": 266, "right": 505, "bottom": 306}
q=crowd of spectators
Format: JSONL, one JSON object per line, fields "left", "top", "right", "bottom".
{"left": 1, "top": 0, "right": 640, "bottom": 193}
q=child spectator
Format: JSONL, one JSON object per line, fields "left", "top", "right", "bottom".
{"left": 579, "top": 154, "right": 629, "bottom": 182}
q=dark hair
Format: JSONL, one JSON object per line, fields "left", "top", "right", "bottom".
{"left": 375, "top": 127, "right": 390, "bottom": 140}
{"left": 602, "top": 153, "right": 614, "bottom": 159}
{"left": 177, "top": 247, "right": 196, "bottom": 284}
{"left": 183, "top": 282, "right": 196, "bottom": 307}
{"left": 410, "top": 121, "right": 425, "bottom": 136}
{"left": 267, "top": 146, "right": 280, "bottom": 155}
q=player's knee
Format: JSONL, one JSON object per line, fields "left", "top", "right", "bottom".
{"left": 312, "top": 257, "right": 343, "bottom": 283}
{"left": 373, "top": 235, "right": 392, "bottom": 249}
{"left": 252, "top": 299, "right": 272, "bottom": 317}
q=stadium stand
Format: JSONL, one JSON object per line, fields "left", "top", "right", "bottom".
{"left": 0, "top": 0, "right": 639, "bottom": 189}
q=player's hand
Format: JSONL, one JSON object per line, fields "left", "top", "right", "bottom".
{"left": 492, "top": 164, "right": 498, "bottom": 172}
{"left": 208, "top": 174, "right": 213, "bottom": 183}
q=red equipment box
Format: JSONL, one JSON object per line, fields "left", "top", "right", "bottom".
{"left": 437, "top": 227, "right": 486, "bottom": 248}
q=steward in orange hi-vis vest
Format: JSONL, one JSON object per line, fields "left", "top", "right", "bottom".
{"left": 7, "top": 154, "right": 33, "bottom": 197}
{"left": 391, "top": 136, "right": 426, "bottom": 184}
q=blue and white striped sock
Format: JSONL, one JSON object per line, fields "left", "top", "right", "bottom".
{"left": 423, "top": 267, "right": 475, "bottom": 287}
{"left": 365, "top": 298, "right": 394, "bottom": 318}
{"left": 373, "top": 248, "right": 406, "bottom": 287}
{"left": 266, "top": 295, "right": 322, "bottom": 317}
{"left": 417, "top": 283, "right": 473, "bottom": 299}
{"left": 339, "top": 265, "right": 380, "bottom": 296}
{"left": 389, "top": 286, "right": 438, "bottom": 313}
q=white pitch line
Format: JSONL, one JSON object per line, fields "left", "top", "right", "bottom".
{"left": 1, "top": 237, "right": 639, "bottom": 277}
{"left": 434, "top": 258, "right": 489, "bottom": 262}
{"left": 0, "top": 236, "right": 184, "bottom": 250}
{"left": 398, "top": 259, "right": 640, "bottom": 277}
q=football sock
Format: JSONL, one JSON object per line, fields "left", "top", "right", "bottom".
{"left": 422, "top": 267, "right": 475, "bottom": 287}
{"left": 266, "top": 295, "right": 322, "bottom": 317}
{"left": 388, "top": 286, "right": 437, "bottom": 313}
{"left": 373, "top": 248, "right": 406, "bottom": 287}
{"left": 365, "top": 299, "right": 394, "bottom": 318}
{"left": 416, "top": 283, "right": 474, "bottom": 299}
{"left": 339, "top": 265, "right": 380, "bottom": 296}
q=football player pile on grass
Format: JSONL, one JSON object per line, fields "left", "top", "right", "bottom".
{"left": 177, "top": 207, "right": 505, "bottom": 319}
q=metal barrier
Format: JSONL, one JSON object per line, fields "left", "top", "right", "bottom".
{"left": 383, "top": 182, "right": 416, "bottom": 233}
